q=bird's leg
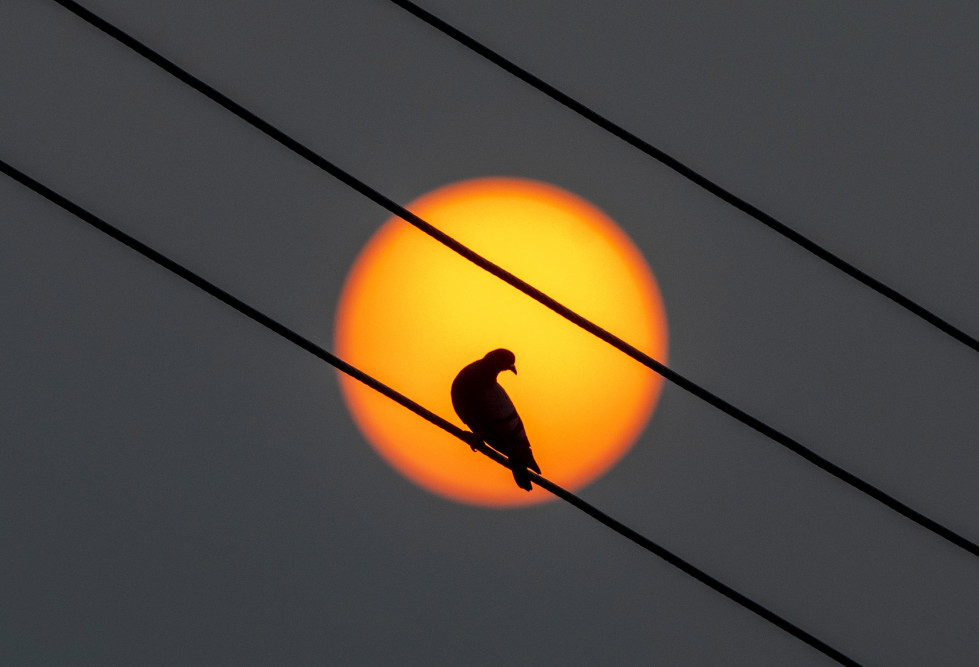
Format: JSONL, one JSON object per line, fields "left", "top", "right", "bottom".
{"left": 466, "top": 431, "right": 484, "bottom": 452}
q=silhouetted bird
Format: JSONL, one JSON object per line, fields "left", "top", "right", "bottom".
{"left": 451, "top": 349, "right": 541, "bottom": 491}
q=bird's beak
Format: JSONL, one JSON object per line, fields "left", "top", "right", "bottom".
{"left": 507, "top": 364, "right": 517, "bottom": 375}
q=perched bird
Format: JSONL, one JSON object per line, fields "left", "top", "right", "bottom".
{"left": 451, "top": 349, "right": 541, "bottom": 491}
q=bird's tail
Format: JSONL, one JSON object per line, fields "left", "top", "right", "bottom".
{"left": 510, "top": 449, "right": 539, "bottom": 491}
{"left": 511, "top": 465, "right": 533, "bottom": 491}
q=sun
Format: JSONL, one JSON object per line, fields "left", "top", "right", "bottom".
{"left": 334, "top": 178, "right": 667, "bottom": 507}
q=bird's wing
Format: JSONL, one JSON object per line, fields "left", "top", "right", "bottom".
{"left": 482, "top": 385, "right": 521, "bottom": 431}
{"left": 478, "top": 384, "right": 530, "bottom": 450}
{"left": 483, "top": 385, "right": 540, "bottom": 478}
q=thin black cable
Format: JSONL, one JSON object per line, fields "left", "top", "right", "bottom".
{"left": 1, "top": 157, "right": 859, "bottom": 667}
{"left": 48, "top": 0, "right": 979, "bottom": 560}
{"left": 387, "top": 0, "right": 979, "bottom": 356}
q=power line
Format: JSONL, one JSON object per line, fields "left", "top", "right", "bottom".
{"left": 0, "top": 157, "right": 859, "bottom": 667}
{"left": 48, "top": 0, "right": 979, "bottom": 560}
{"left": 386, "top": 0, "right": 979, "bottom": 356}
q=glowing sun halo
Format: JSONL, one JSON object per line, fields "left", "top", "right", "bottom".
{"left": 335, "top": 178, "right": 668, "bottom": 507}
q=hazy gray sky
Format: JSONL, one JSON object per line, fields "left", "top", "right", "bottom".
{"left": 2, "top": 1, "right": 977, "bottom": 664}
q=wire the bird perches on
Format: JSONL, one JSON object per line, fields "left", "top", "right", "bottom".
{"left": 1, "top": 157, "right": 857, "bottom": 666}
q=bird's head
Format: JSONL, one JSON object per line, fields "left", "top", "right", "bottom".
{"left": 482, "top": 348, "right": 517, "bottom": 375}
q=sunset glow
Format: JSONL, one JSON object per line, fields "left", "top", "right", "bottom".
{"left": 335, "top": 178, "right": 667, "bottom": 507}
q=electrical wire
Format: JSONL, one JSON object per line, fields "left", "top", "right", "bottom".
{"left": 387, "top": 0, "right": 979, "bottom": 356}
{"left": 46, "top": 0, "right": 979, "bottom": 560}
{"left": 0, "top": 156, "right": 859, "bottom": 667}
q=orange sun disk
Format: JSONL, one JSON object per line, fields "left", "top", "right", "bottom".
{"left": 335, "top": 178, "right": 667, "bottom": 507}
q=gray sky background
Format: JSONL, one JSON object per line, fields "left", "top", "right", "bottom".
{"left": 2, "top": 1, "right": 977, "bottom": 664}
